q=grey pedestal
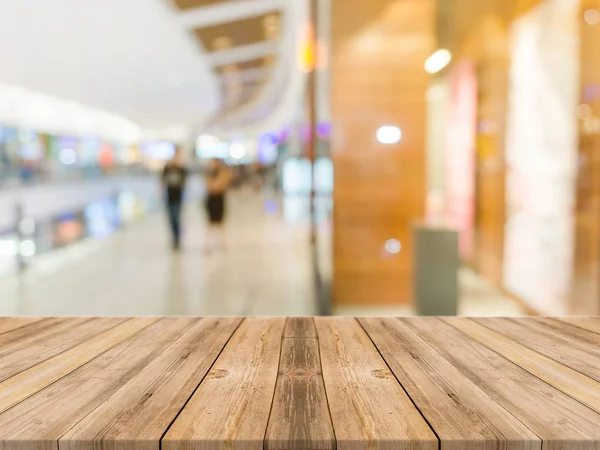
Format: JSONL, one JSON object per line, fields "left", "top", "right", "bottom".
{"left": 413, "top": 224, "right": 459, "bottom": 316}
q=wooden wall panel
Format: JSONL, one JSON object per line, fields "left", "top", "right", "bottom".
{"left": 571, "top": 0, "right": 600, "bottom": 315}
{"left": 331, "top": 0, "right": 434, "bottom": 305}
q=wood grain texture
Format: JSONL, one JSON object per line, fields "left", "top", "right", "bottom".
{"left": 416, "top": 318, "right": 600, "bottom": 448}
{"left": 60, "top": 317, "right": 242, "bottom": 450}
{"left": 359, "top": 318, "right": 540, "bottom": 450}
{"left": 0, "top": 317, "right": 599, "bottom": 450}
{"left": 475, "top": 317, "right": 600, "bottom": 382}
{"left": 0, "top": 317, "right": 127, "bottom": 382}
{"left": 557, "top": 317, "right": 600, "bottom": 335}
{"left": 0, "top": 318, "right": 194, "bottom": 450}
{"left": 265, "top": 319, "right": 334, "bottom": 450}
{"left": 162, "top": 318, "right": 285, "bottom": 450}
{"left": 444, "top": 318, "right": 600, "bottom": 414}
{"left": 0, "top": 317, "right": 42, "bottom": 336}
{"left": 315, "top": 317, "right": 438, "bottom": 450}
{"left": 0, "top": 318, "right": 71, "bottom": 350}
{"left": 533, "top": 317, "right": 600, "bottom": 348}
{"left": 283, "top": 317, "right": 317, "bottom": 338}
{"left": 0, "top": 317, "right": 156, "bottom": 414}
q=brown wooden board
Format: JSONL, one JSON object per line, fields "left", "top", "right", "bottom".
{"left": 162, "top": 318, "right": 285, "bottom": 450}
{"left": 419, "top": 318, "right": 600, "bottom": 449}
{"left": 444, "top": 318, "right": 600, "bottom": 414}
{"left": 359, "top": 317, "right": 540, "bottom": 450}
{"left": 60, "top": 317, "right": 242, "bottom": 450}
{"left": 315, "top": 317, "right": 438, "bottom": 450}
{"left": 0, "top": 318, "right": 156, "bottom": 415}
{"left": 0, "top": 317, "right": 43, "bottom": 336}
{"left": 265, "top": 318, "right": 334, "bottom": 450}
{"left": 475, "top": 317, "right": 600, "bottom": 383}
{"left": 0, "top": 318, "right": 198, "bottom": 450}
{"left": 0, "top": 317, "right": 127, "bottom": 382}
{"left": 557, "top": 317, "right": 600, "bottom": 335}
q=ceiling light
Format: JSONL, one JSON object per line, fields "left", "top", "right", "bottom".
{"left": 425, "top": 49, "right": 452, "bottom": 74}
{"left": 385, "top": 239, "right": 402, "bottom": 254}
{"left": 230, "top": 143, "right": 246, "bottom": 160}
{"left": 376, "top": 126, "right": 402, "bottom": 145}
{"left": 585, "top": 8, "right": 600, "bottom": 25}
{"left": 59, "top": 148, "right": 77, "bottom": 165}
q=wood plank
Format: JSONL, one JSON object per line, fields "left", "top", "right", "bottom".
{"left": 538, "top": 317, "right": 600, "bottom": 346}
{"left": 0, "top": 317, "right": 127, "bottom": 382}
{"left": 443, "top": 318, "right": 600, "bottom": 414}
{"left": 314, "top": 317, "right": 438, "bottom": 450}
{"left": 557, "top": 317, "right": 600, "bottom": 335}
{"left": 475, "top": 318, "right": 600, "bottom": 382}
{"left": 0, "top": 317, "right": 157, "bottom": 414}
{"left": 407, "top": 318, "right": 600, "bottom": 448}
{"left": 359, "top": 317, "right": 540, "bottom": 450}
{"left": 265, "top": 318, "right": 334, "bottom": 450}
{"left": 0, "top": 317, "right": 43, "bottom": 336}
{"left": 60, "top": 317, "right": 242, "bottom": 450}
{"left": 0, "top": 318, "right": 198, "bottom": 450}
{"left": 162, "top": 318, "right": 285, "bottom": 450}
{"left": 283, "top": 317, "right": 317, "bottom": 338}
{"left": 0, "top": 318, "right": 71, "bottom": 349}
{"left": 517, "top": 318, "right": 600, "bottom": 353}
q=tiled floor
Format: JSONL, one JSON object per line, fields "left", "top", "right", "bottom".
{"left": 0, "top": 190, "right": 527, "bottom": 317}
{"left": 333, "top": 268, "right": 528, "bottom": 317}
{"left": 0, "top": 191, "right": 316, "bottom": 316}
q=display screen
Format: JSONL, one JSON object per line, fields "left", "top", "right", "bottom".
{"left": 141, "top": 141, "right": 175, "bottom": 160}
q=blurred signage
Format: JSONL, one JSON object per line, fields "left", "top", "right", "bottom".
{"left": 85, "top": 198, "right": 120, "bottom": 239}
{"left": 52, "top": 212, "right": 84, "bottom": 247}
{"left": 445, "top": 61, "right": 477, "bottom": 260}
{"left": 141, "top": 141, "right": 175, "bottom": 161}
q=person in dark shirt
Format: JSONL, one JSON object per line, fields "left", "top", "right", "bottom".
{"left": 161, "top": 149, "right": 188, "bottom": 250}
{"left": 204, "top": 158, "right": 232, "bottom": 251}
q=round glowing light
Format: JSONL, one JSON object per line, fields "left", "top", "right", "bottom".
{"left": 59, "top": 148, "right": 77, "bottom": 165}
{"left": 229, "top": 143, "right": 246, "bottom": 160}
{"left": 578, "top": 104, "right": 593, "bottom": 119}
{"left": 376, "top": 126, "right": 402, "bottom": 145}
{"left": 385, "top": 239, "right": 402, "bottom": 254}
{"left": 585, "top": 8, "right": 600, "bottom": 25}
{"left": 425, "top": 49, "right": 452, "bottom": 74}
{"left": 19, "top": 240, "right": 36, "bottom": 258}
{"left": 19, "top": 218, "right": 36, "bottom": 236}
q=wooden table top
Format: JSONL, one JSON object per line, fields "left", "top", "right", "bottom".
{"left": 1, "top": 317, "right": 600, "bottom": 450}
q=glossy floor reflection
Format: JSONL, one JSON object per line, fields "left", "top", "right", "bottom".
{"left": 0, "top": 191, "right": 317, "bottom": 316}
{"left": 0, "top": 190, "right": 526, "bottom": 317}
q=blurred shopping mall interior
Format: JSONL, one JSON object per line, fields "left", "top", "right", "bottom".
{"left": 1, "top": 0, "right": 599, "bottom": 317}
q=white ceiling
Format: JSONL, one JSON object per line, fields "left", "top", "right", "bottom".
{"left": 0, "top": 0, "right": 306, "bottom": 142}
{"left": 0, "top": 0, "right": 219, "bottom": 133}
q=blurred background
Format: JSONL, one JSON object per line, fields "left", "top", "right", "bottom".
{"left": 0, "top": 0, "right": 597, "bottom": 318}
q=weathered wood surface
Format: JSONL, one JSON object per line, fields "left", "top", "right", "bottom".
{"left": 0, "top": 317, "right": 599, "bottom": 450}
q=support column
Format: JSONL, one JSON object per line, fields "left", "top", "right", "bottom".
{"left": 330, "top": 0, "right": 435, "bottom": 305}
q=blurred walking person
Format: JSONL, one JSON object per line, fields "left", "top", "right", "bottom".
{"left": 161, "top": 148, "right": 188, "bottom": 251}
{"left": 204, "top": 158, "right": 231, "bottom": 251}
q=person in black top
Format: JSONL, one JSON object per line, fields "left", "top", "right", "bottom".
{"left": 161, "top": 148, "right": 188, "bottom": 250}
{"left": 204, "top": 158, "right": 231, "bottom": 251}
